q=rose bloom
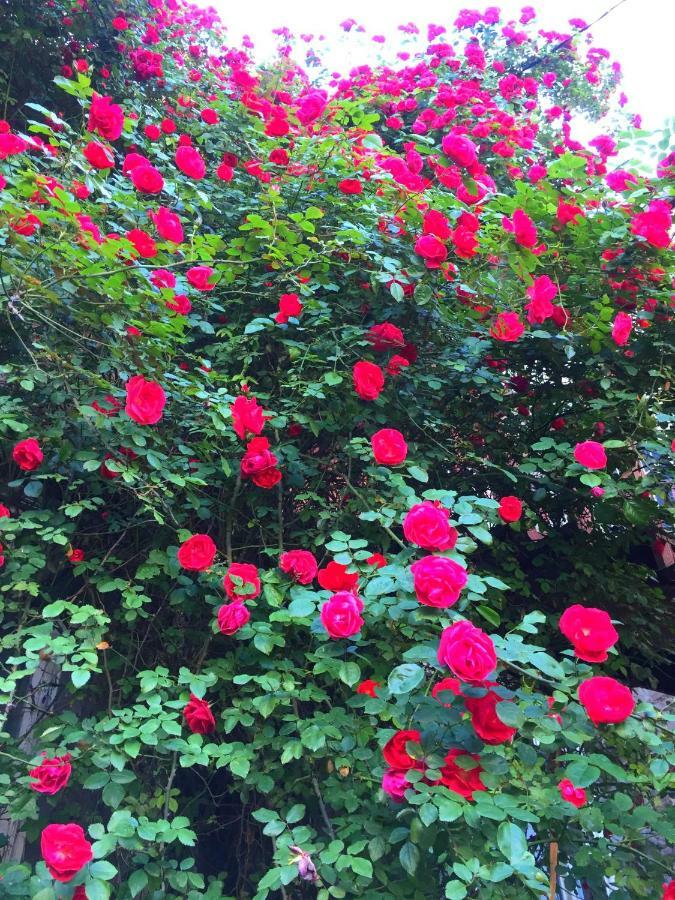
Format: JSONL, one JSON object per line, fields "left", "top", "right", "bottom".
{"left": 12, "top": 437, "right": 43, "bottom": 471}
{"left": 353, "top": 361, "right": 385, "bottom": 401}
{"left": 223, "top": 562, "right": 260, "bottom": 600}
{"left": 41, "top": 823, "right": 93, "bottom": 883}
{"left": 230, "top": 394, "right": 265, "bottom": 440}
{"left": 187, "top": 265, "right": 217, "bottom": 291}
{"left": 320, "top": 591, "right": 364, "bottom": 638}
{"left": 664, "top": 881, "right": 675, "bottom": 900}
{"left": 150, "top": 206, "right": 183, "bottom": 242}
{"left": 317, "top": 561, "right": 359, "bottom": 592}
{"left": 371, "top": 428, "right": 408, "bottom": 465}
{"left": 383, "top": 729, "right": 422, "bottom": 769}
{"left": 578, "top": 676, "right": 635, "bottom": 725}
{"left": 29, "top": 753, "right": 72, "bottom": 794}
{"left": 177, "top": 534, "right": 217, "bottom": 571}
{"left": 275, "top": 292, "right": 303, "bottom": 324}
{"left": 558, "top": 778, "right": 587, "bottom": 808}
{"left": 0, "top": 503, "right": 10, "bottom": 518}
{"left": 67, "top": 548, "right": 85, "bottom": 563}
{"left": 83, "top": 140, "right": 114, "bottom": 169}
{"left": 183, "top": 694, "right": 216, "bottom": 734}
{"left": 367, "top": 552, "right": 387, "bottom": 568}
{"left": 465, "top": 684, "right": 517, "bottom": 745}
{"left": 175, "top": 144, "right": 206, "bottom": 179}
{"left": 403, "top": 501, "right": 457, "bottom": 551}
{"left": 240, "top": 436, "right": 282, "bottom": 488}
{"left": 437, "top": 620, "right": 497, "bottom": 683}
{"left": 432, "top": 677, "right": 463, "bottom": 707}
{"left": 87, "top": 94, "right": 124, "bottom": 141}
{"left": 381, "top": 768, "right": 411, "bottom": 802}
{"left": 414, "top": 233, "right": 448, "bottom": 268}
{"left": 338, "top": 178, "right": 362, "bottom": 194}
{"left": 573, "top": 440, "right": 607, "bottom": 470}
{"left": 217, "top": 599, "right": 250, "bottom": 635}
{"left": 125, "top": 375, "right": 166, "bottom": 425}
{"left": 611, "top": 311, "right": 632, "bottom": 346}
{"left": 130, "top": 163, "right": 164, "bottom": 193}
{"left": 280, "top": 549, "right": 318, "bottom": 584}
{"left": 356, "top": 679, "right": 381, "bottom": 698}
{"left": 490, "top": 311, "right": 525, "bottom": 342}
{"left": 559, "top": 604, "right": 619, "bottom": 663}
{"left": 367, "top": 322, "right": 405, "bottom": 352}
{"left": 439, "top": 749, "right": 485, "bottom": 800}
{"left": 498, "top": 496, "right": 523, "bottom": 523}
{"left": 410, "top": 555, "right": 467, "bottom": 607}
{"left": 441, "top": 133, "right": 477, "bottom": 167}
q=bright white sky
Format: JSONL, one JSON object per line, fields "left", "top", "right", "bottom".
{"left": 213, "top": 0, "right": 673, "bottom": 134}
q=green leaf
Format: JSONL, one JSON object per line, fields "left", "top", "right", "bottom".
{"left": 388, "top": 663, "right": 424, "bottom": 695}
{"left": 285, "top": 804, "right": 305, "bottom": 823}
{"left": 564, "top": 761, "right": 601, "bottom": 788}
{"left": 467, "top": 525, "right": 492, "bottom": 545}
{"left": 497, "top": 822, "right": 528, "bottom": 863}
{"left": 350, "top": 856, "right": 373, "bottom": 878}
{"left": 84, "top": 879, "right": 111, "bottom": 900}
{"left": 445, "top": 881, "right": 468, "bottom": 899}
{"left": 128, "top": 869, "right": 148, "bottom": 897}
{"left": 399, "top": 841, "right": 419, "bottom": 876}
{"left": 71, "top": 669, "right": 91, "bottom": 688}
{"left": 102, "top": 781, "right": 125, "bottom": 809}
{"left": 89, "top": 861, "right": 118, "bottom": 881}
{"left": 338, "top": 661, "right": 361, "bottom": 686}
{"left": 407, "top": 465, "right": 428, "bottom": 483}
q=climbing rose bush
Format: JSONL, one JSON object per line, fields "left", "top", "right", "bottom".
{"left": 0, "top": 0, "right": 673, "bottom": 898}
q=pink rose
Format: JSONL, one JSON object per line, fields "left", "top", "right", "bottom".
{"left": 320, "top": 591, "right": 364, "bottom": 639}
{"left": 410, "top": 555, "right": 467, "bottom": 607}
{"left": 437, "top": 620, "right": 497, "bottom": 683}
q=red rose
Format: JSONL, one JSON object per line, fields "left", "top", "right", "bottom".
{"left": 611, "top": 312, "right": 632, "bottom": 346}
{"left": 201, "top": 108, "right": 219, "bottom": 125}
{"left": 317, "top": 561, "right": 359, "bottom": 592}
{"left": 558, "top": 778, "right": 587, "bottom": 808}
{"left": 177, "top": 534, "right": 217, "bottom": 571}
{"left": 41, "top": 823, "right": 92, "bottom": 883}
{"left": 280, "top": 549, "right": 318, "bottom": 584}
{"left": 410, "top": 555, "right": 467, "bottom": 607}
{"left": 498, "top": 496, "right": 523, "bottom": 523}
{"left": 573, "top": 440, "right": 607, "bottom": 469}
{"left": 367, "top": 323, "right": 405, "bottom": 351}
{"left": 130, "top": 163, "right": 164, "bottom": 193}
{"left": 230, "top": 395, "right": 266, "bottom": 440}
{"left": 0, "top": 503, "right": 10, "bottom": 518}
{"left": 240, "top": 437, "right": 282, "bottom": 488}
{"left": 126, "top": 228, "right": 157, "bottom": 258}
{"left": 387, "top": 354, "right": 410, "bottom": 376}
{"left": 67, "top": 548, "right": 85, "bottom": 563}
{"left": 664, "top": 881, "right": 675, "bottom": 900}
{"left": 437, "top": 620, "right": 497, "bottom": 683}
{"left": 187, "top": 265, "right": 217, "bottom": 291}
{"left": 125, "top": 375, "right": 166, "bottom": 425}
{"left": 353, "top": 361, "right": 385, "bottom": 401}
{"left": 414, "top": 233, "right": 448, "bottom": 268}
{"left": 371, "top": 428, "right": 408, "bottom": 465}
{"left": 320, "top": 591, "right": 364, "bottom": 638}
{"left": 403, "top": 501, "right": 457, "bottom": 551}
{"left": 441, "top": 133, "right": 477, "bottom": 167}
{"left": 439, "top": 749, "right": 485, "bottom": 800}
{"left": 217, "top": 600, "right": 250, "bottom": 635}
{"left": 356, "top": 679, "right": 381, "bottom": 698}
{"left": 175, "top": 145, "right": 206, "bottom": 179}
{"left": 423, "top": 209, "right": 452, "bottom": 240}
{"left": 83, "top": 140, "right": 114, "bottom": 169}
{"left": 87, "top": 94, "right": 124, "bottom": 141}
{"left": 490, "top": 311, "right": 525, "bottom": 342}
{"left": 166, "top": 294, "right": 191, "bottom": 315}
{"left": 275, "top": 293, "right": 302, "bottom": 324}
{"left": 559, "top": 604, "right": 619, "bottom": 663}
{"left": 465, "top": 685, "right": 517, "bottom": 744}
{"left": 217, "top": 162, "right": 234, "bottom": 181}
{"left": 431, "top": 677, "right": 463, "bottom": 707}
{"left": 381, "top": 768, "right": 410, "bottom": 801}
{"left": 338, "top": 178, "right": 362, "bottom": 194}
{"left": 223, "top": 562, "right": 260, "bottom": 600}
{"left": 367, "top": 552, "right": 387, "bottom": 569}
{"left": 383, "top": 729, "right": 422, "bottom": 769}
{"left": 29, "top": 753, "right": 72, "bottom": 794}
{"left": 12, "top": 438, "right": 43, "bottom": 471}
{"left": 150, "top": 206, "right": 183, "bottom": 242}
{"left": 578, "top": 676, "right": 634, "bottom": 725}
{"left": 183, "top": 694, "right": 216, "bottom": 734}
